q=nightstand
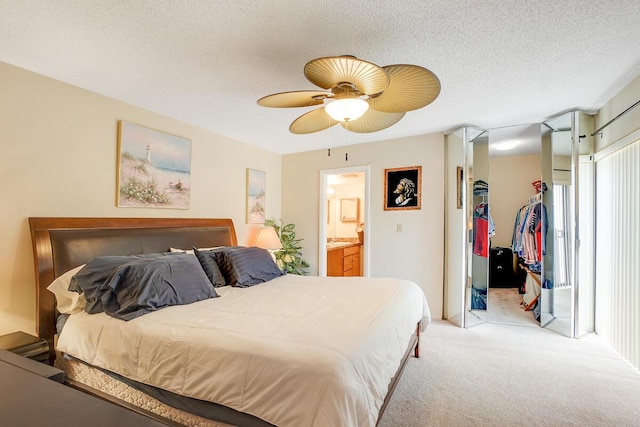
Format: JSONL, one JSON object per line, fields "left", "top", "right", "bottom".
{"left": 0, "top": 331, "right": 49, "bottom": 362}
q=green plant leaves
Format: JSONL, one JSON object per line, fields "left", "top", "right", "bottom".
{"left": 265, "top": 218, "right": 309, "bottom": 275}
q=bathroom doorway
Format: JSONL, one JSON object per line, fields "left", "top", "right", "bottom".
{"left": 319, "top": 165, "right": 370, "bottom": 277}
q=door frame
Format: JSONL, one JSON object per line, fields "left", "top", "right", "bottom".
{"left": 318, "top": 165, "right": 370, "bottom": 277}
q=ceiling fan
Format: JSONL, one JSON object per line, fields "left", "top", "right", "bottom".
{"left": 257, "top": 55, "right": 441, "bottom": 134}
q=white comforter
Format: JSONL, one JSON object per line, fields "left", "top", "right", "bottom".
{"left": 57, "top": 275, "right": 431, "bottom": 427}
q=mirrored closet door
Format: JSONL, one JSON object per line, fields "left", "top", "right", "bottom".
{"left": 539, "top": 112, "right": 579, "bottom": 337}
{"left": 453, "top": 111, "right": 588, "bottom": 337}
{"left": 460, "top": 127, "right": 490, "bottom": 328}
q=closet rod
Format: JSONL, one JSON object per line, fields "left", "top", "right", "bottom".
{"left": 591, "top": 99, "right": 640, "bottom": 136}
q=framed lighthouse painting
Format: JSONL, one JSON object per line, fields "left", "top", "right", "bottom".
{"left": 116, "top": 120, "right": 192, "bottom": 209}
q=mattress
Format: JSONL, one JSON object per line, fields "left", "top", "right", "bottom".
{"left": 57, "top": 274, "right": 431, "bottom": 427}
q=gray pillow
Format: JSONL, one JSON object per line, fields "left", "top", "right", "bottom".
{"left": 70, "top": 253, "right": 169, "bottom": 314}
{"left": 214, "top": 246, "right": 285, "bottom": 287}
{"left": 193, "top": 247, "right": 227, "bottom": 287}
{"left": 100, "top": 253, "right": 218, "bottom": 320}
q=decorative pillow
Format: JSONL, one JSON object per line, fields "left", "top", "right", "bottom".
{"left": 99, "top": 253, "right": 218, "bottom": 321}
{"left": 46, "top": 264, "right": 87, "bottom": 314}
{"left": 214, "top": 246, "right": 285, "bottom": 287}
{"left": 193, "top": 247, "right": 228, "bottom": 287}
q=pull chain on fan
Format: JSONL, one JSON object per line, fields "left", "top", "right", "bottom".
{"left": 257, "top": 55, "right": 440, "bottom": 135}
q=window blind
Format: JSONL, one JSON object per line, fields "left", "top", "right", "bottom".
{"left": 595, "top": 139, "right": 640, "bottom": 370}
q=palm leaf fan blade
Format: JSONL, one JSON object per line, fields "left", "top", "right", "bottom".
{"left": 257, "top": 90, "right": 328, "bottom": 108}
{"left": 304, "top": 56, "right": 389, "bottom": 95}
{"left": 289, "top": 108, "right": 340, "bottom": 134}
{"left": 368, "top": 64, "right": 441, "bottom": 113}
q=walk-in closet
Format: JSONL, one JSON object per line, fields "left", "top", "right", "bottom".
{"left": 444, "top": 111, "right": 595, "bottom": 337}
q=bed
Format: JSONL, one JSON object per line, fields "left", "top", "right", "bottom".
{"left": 29, "top": 217, "right": 431, "bottom": 427}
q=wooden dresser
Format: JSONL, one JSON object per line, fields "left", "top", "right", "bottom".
{"left": 327, "top": 243, "right": 361, "bottom": 276}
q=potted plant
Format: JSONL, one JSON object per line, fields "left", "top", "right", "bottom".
{"left": 264, "top": 219, "right": 310, "bottom": 275}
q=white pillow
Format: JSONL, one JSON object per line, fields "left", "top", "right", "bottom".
{"left": 170, "top": 246, "right": 221, "bottom": 255}
{"left": 170, "top": 247, "right": 194, "bottom": 254}
{"left": 46, "top": 264, "right": 86, "bottom": 314}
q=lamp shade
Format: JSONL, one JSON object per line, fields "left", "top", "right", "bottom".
{"left": 253, "top": 227, "right": 282, "bottom": 250}
{"left": 325, "top": 98, "right": 369, "bottom": 122}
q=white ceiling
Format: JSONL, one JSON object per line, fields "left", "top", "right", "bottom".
{"left": 488, "top": 123, "right": 542, "bottom": 157}
{"left": 2, "top": 1, "right": 639, "bottom": 155}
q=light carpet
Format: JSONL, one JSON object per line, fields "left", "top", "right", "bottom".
{"left": 486, "top": 287, "right": 539, "bottom": 327}
{"left": 378, "top": 319, "right": 640, "bottom": 427}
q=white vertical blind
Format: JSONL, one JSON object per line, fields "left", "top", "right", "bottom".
{"left": 578, "top": 158, "right": 595, "bottom": 337}
{"left": 553, "top": 184, "right": 570, "bottom": 288}
{"left": 595, "top": 139, "right": 640, "bottom": 370}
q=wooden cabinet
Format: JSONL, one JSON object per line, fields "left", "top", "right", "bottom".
{"left": 343, "top": 245, "right": 360, "bottom": 276}
{"left": 327, "top": 244, "right": 361, "bottom": 276}
{"left": 327, "top": 247, "right": 344, "bottom": 276}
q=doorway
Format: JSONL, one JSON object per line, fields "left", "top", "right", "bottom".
{"left": 448, "top": 113, "right": 591, "bottom": 336}
{"left": 319, "top": 165, "right": 370, "bottom": 277}
{"left": 485, "top": 124, "right": 543, "bottom": 328}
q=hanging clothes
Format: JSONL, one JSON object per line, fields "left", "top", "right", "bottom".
{"left": 511, "top": 199, "right": 547, "bottom": 272}
{"left": 473, "top": 179, "right": 489, "bottom": 196}
{"left": 472, "top": 180, "right": 495, "bottom": 258}
{"left": 473, "top": 202, "right": 490, "bottom": 257}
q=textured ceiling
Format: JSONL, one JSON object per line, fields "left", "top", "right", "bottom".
{"left": 1, "top": 1, "right": 639, "bottom": 154}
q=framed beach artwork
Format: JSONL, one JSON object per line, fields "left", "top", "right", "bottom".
{"left": 116, "top": 121, "right": 191, "bottom": 209}
{"left": 457, "top": 166, "right": 464, "bottom": 209}
{"left": 384, "top": 165, "right": 422, "bottom": 211}
{"left": 246, "top": 168, "right": 266, "bottom": 224}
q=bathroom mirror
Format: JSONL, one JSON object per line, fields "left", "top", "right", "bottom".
{"left": 340, "top": 198, "right": 359, "bottom": 222}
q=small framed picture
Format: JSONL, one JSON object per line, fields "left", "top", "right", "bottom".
{"left": 384, "top": 166, "right": 422, "bottom": 211}
{"left": 246, "top": 168, "right": 266, "bottom": 224}
{"left": 456, "top": 166, "right": 464, "bottom": 209}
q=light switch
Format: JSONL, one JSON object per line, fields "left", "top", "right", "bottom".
{"left": 396, "top": 223, "right": 403, "bottom": 233}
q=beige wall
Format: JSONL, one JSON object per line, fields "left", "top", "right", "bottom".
{"left": 444, "top": 131, "right": 465, "bottom": 325}
{"left": 595, "top": 73, "right": 640, "bottom": 152}
{"left": 488, "top": 154, "right": 541, "bottom": 248}
{"left": 282, "top": 134, "right": 445, "bottom": 319}
{"left": 0, "top": 61, "right": 282, "bottom": 335}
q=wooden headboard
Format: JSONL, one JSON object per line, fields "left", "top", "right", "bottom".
{"left": 29, "top": 217, "right": 237, "bottom": 362}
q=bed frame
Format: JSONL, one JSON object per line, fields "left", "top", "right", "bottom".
{"left": 29, "top": 217, "right": 418, "bottom": 426}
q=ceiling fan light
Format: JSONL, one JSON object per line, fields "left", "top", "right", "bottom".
{"left": 494, "top": 140, "right": 518, "bottom": 151}
{"left": 325, "top": 98, "right": 369, "bottom": 122}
